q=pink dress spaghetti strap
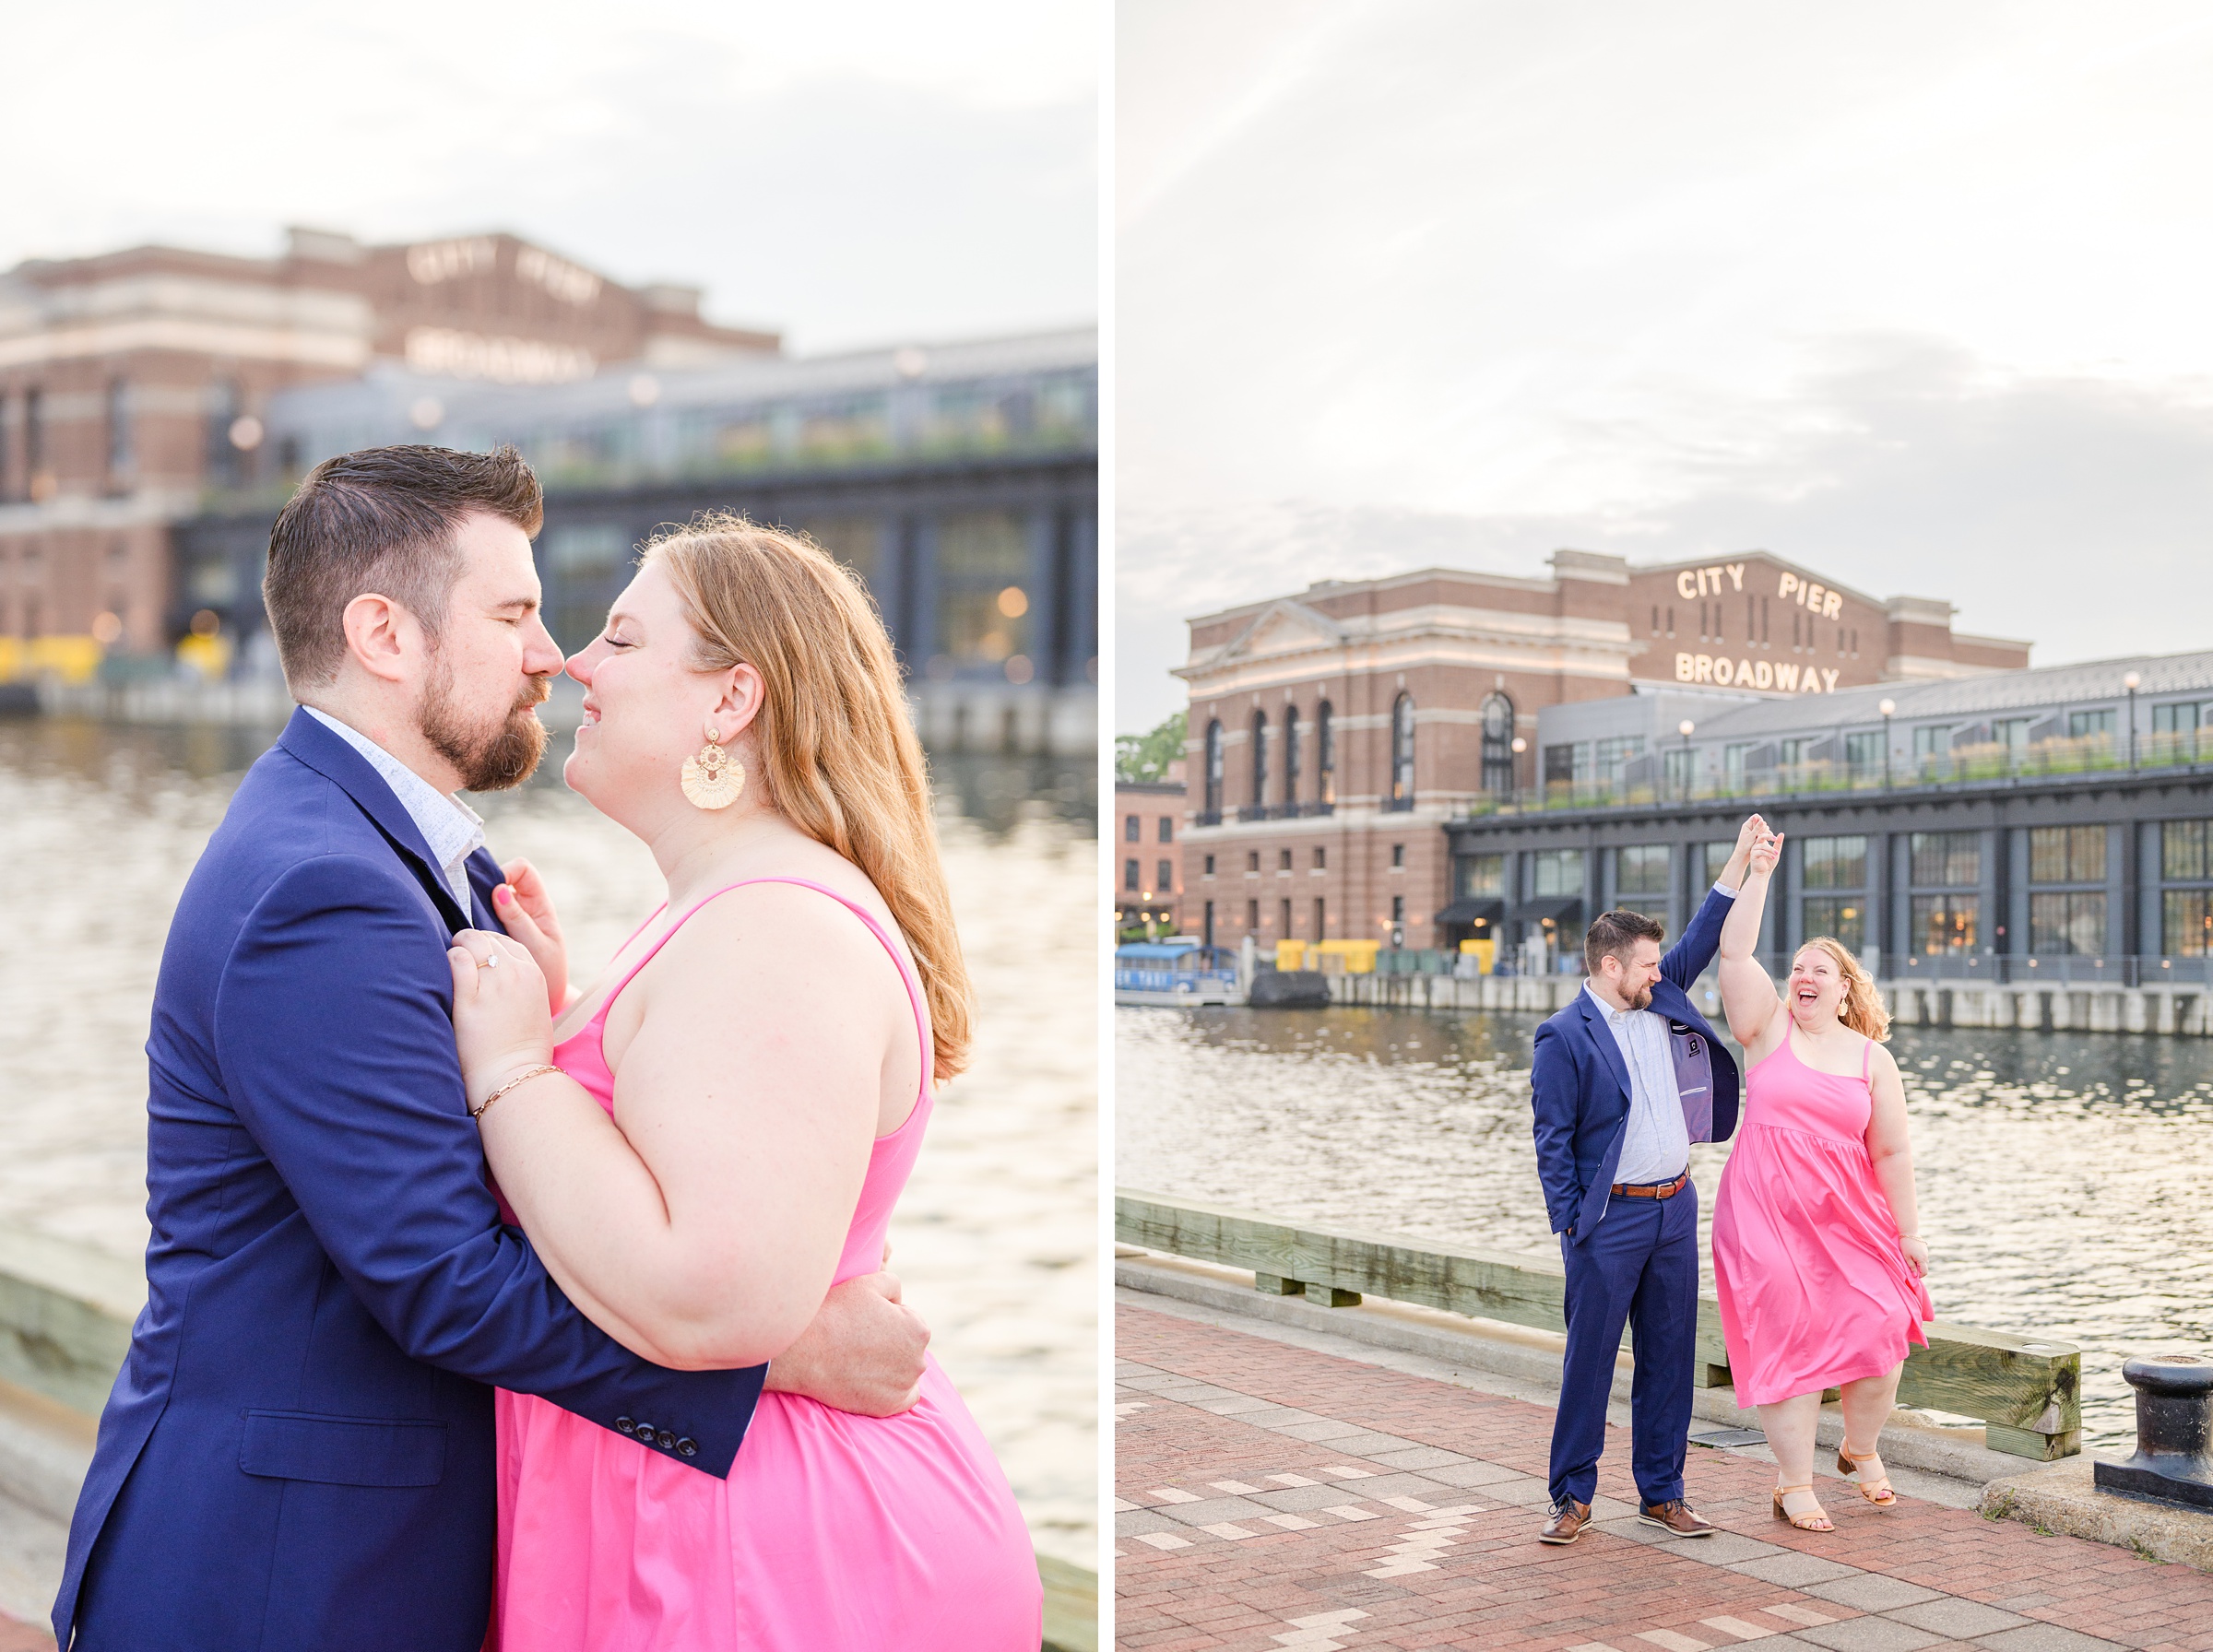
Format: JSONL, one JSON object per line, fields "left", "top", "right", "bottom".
{"left": 490, "top": 879, "right": 1041, "bottom": 1651}
{"left": 1710, "top": 1032, "right": 1934, "bottom": 1407}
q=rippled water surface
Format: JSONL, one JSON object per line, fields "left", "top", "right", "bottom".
{"left": 0, "top": 717, "right": 1096, "bottom": 1568}
{"left": 1118, "top": 1003, "right": 2213, "bottom": 1450}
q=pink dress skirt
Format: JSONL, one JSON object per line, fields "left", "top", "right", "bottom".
{"left": 1711, "top": 1032, "right": 1933, "bottom": 1407}
{"left": 490, "top": 879, "right": 1041, "bottom": 1651}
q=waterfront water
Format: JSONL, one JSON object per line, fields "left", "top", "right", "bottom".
{"left": 0, "top": 716, "right": 1096, "bottom": 1569}
{"left": 1118, "top": 1003, "right": 2213, "bottom": 1451}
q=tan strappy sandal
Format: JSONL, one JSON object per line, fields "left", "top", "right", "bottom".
{"left": 1771, "top": 1483, "right": 1834, "bottom": 1532}
{"left": 1837, "top": 1444, "right": 1898, "bottom": 1505}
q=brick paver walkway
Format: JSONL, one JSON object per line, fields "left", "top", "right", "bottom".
{"left": 1118, "top": 1303, "right": 2213, "bottom": 1652}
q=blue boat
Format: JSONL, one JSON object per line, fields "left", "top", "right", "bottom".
{"left": 1114, "top": 941, "right": 1241, "bottom": 1007}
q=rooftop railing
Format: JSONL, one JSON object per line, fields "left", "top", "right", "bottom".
{"left": 1460, "top": 730, "right": 2213, "bottom": 820}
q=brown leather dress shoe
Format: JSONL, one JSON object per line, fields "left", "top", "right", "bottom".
{"left": 1538, "top": 1497, "right": 1592, "bottom": 1544}
{"left": 1639, "top": 1497, "right": 1715, "bottom": 1537}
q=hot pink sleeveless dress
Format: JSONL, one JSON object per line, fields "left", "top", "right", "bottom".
{"left": 1710, "top": 1032, "right": 1934, "bottom": 1407}
{"left": 489, "top": 879, "right": 1042, "bottom": 1651}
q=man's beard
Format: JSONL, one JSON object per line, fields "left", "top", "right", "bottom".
{"left": 420, "top": 657, "right": 551, "bottom": 793}
{"left": 1625, "top": 983, "right": 1653, "bottom": 1010}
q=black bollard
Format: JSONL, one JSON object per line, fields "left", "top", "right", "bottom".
{"left": 2093, "top": 1355, "right": 2213, "bottom": 1510}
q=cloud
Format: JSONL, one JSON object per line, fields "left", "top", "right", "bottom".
{"left": 1117, "top": 336, "right": 2213, "bottom": 729}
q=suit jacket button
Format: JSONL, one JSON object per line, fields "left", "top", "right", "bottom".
{"left": 676, "top": 1437, "right": 698, "bottom": 1457}
{"left": 615, "top": 1417, "right": 636, "bottom": 1435}
{"left": 657, "top": 1430, "right": 676, "bottom": 1449}
{"left": 632, "top": 1420, "right": 655, "bottom": 1441}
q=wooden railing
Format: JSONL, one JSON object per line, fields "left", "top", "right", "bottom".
{"left": 1118, "top": 1189, "right": 2081, "bottom": 1461}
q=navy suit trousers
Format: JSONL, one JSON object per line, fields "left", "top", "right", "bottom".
{"left": 1547, "top": 1180, "right": 1699, "bottom": 1508}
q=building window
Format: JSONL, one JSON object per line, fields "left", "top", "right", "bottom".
{"left": 1912, "top": 726, "right": 1952, "bottom": 761}
{"left": 1279, "top": 848, "right": 1293, "bottom": 870}
{"left": 2030, "top": 825, "right": 2105, "bottom": 886}
{"left": 1158, "top": 858, "right": 1174, "bottom": 892}
{"left": 1802, "top": 835, "right": 1868, "bottom": 890}
{"left": 934, "top": 511, "right": 1030, "bottom": 673}
{"left": 1458, "top": 854, "right": 1505, "bottom": 897}
{"left": 1700, "top": 842, "right": 1734, "bottom": 887}
{"left": 2153, "top": 702, "right": 2204, "bottom": 735}
{"left": 1844, "top": 730, "right": 1884, "bottom": 772}
{"left": 1544, "top": 743, "right": 1585, "bottom": 786}
{"left": 1911, "top": 895, "right": 1980, "bottom": 954}
{"left": 1157, "top": 815, "right": 1173, "bottom": 843}
{"left": 1125, "top": 858, "right": 1140, "bottom": 891}
{"left": 105, "top": 378, "right": 134, "bottom": 478}
{"left": 1803, "top": 897, "right": 1865, "bottom": 954}
{"left": 1203, "top": 720, "right": 1224, "bottom": 816}
{"left": 23, "top": 387, "right": 44, "bottom": 488}
{"left": 1533, "top": 849, "right": 1585, "bottom": 898}
{"left": 1597, "top": 736, "right": 1645, "bottom": 783}
{"left": 1994, "top": 717, "right": 2034, "bottom": 757}
{"left": 1480, "top": 691, "right": 1515, "bottom": 796}
{"left": 1391, "top": 894, "right": 1405, "bottom": 924}
{"left": 1125, "top": 813, "right": 1141, "bottom": 842}
{"left": 1723, "top": 743, "right": 1754, "bottom": 788}
{"left": 1391, "top": 843, "right": 1404, "bottom": 868}
{"left": 1390, "top": 692, "right": 1414, "bottom": 807}
{"left": 1665, "top": 749, "right": 1697, "bottom": 791}
{"left": 1247, "top": 900, "right": 1260, "bottom": 932}
{"left": 1314, "top": 897, "right": 1326, "bottom": 938}
{"left": 1615, "top": 844, "right": 1668, "bottom": 917}
{"left": 2030, "top": 892, "right": 2106, "bottom": 955}
{"left": 1203, "top": 854, "right": 1215, "bottom": 877}
{"left": 1281, "top": 898, "right": 1293, "bottom": 935}
{"left": 1247, "top": 851, "right": 1260, "bottom": 872}
{"left": 2069, "top": 708, "right": 2117, "bottom": 740}
{"left": 1313, "top": 846, "right": 1326, "bottom": 869}
{"left": 2162, "top": 821, "right": 2213, "bottom": 956}
{"left": 1250, "top": 709, "right": 1269, "bottom": 807}
{"left": 1203, "top": 900, "right": 1215, "bottom": 945}
{"left": 1316, "top": 701, "right": 1334, "bottom": 804}
{"left": 1910, "top": 832, "right": 1981, "bottom": 887}
{"left": 1781, "top": 738, "right": 1811, "bottom": 766}
{"left": 1283, "top": 704, "right": 1300, "bottom": 804}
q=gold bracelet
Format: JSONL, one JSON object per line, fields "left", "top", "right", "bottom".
{"left": 469, "top": 1064, "right": 564, "bottom": 1121}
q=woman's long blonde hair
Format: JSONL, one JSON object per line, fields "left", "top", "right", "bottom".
{"left": 1796, "top": 937, "right": 1891, "bottom": 1043}
{"left": 641, "top": 513, "right": 974, "bottom": 1081}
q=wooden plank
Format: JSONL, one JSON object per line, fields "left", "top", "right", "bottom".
{"left": 1038, "top": 1554, "right": 1095, "bottom": 1652}
{"left": 1118, "top": 1189, "right": 2080, "bottom": 1458}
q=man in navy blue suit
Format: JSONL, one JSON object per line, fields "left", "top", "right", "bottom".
{"left": 1528, "top": 815, "right": 1765, "bottom": 1545}
{"left": 56, "top": 446, "right": 930, "bottom": 1651}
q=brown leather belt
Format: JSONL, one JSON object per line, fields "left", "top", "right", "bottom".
{"left": 1611, "top": 1171, "right": 1689, "bottom": 1199}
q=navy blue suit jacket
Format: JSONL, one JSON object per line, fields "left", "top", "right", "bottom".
{"left": 56, "top": 709, "right": 765, "bottom": 1652}
{"left": 1529, "top": 886, "right": 1743, "bottom": 1246}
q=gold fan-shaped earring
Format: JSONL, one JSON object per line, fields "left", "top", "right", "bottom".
{"left": 680, "top": 726, "right": 746, "bottom": 809}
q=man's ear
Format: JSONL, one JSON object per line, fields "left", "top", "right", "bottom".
{"left": 340, "top": 593, "right": 417, "bottom": 685}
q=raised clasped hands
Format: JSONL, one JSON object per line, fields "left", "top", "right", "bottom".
{"left": 446, "top": 930, "right": 556, "bottom": 1107}
{"left": 1747, "top": 828, "right": 1784, "bottom": 879}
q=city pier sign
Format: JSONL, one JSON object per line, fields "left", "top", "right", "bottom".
{"left": 1671, "top": 561, "right": 1847, "bottom": 620}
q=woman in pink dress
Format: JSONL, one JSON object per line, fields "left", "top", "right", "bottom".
{"left": 444, "top": 514, "right": 1041, "bottom": 1648}
{"left": 1712, "top": 831, "right": 1933, "bottom": 1535}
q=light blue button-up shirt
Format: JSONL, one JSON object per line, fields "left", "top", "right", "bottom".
{"left": 1584, "top": 883, "right": 1737, "bottom": 1185}
{"left": 304, "top": 707, "right": 487, "bottom": 915}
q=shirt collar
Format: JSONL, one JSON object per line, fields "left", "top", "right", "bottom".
{"left": 302, "top": 706, "right": 486, "bottom": 877}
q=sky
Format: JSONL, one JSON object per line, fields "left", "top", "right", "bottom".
{"left": 0, "top": 0, "right": 1095, "bottom": 352}
{"left": 1116, "top": 0, "right": 2213, "bottom": 731}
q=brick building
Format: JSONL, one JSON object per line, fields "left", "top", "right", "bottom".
{"left": 1175, "top": 549, "right": 2030, "bottom": 952}
{"left": 1115, "top": 778, "right": 1186, "bottom": 935}
{"left": 0, "top": 227, "right": 773, "bottom": 656}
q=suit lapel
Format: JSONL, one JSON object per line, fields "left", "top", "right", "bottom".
{"left": 277, "top": 708, "right": 474, "bottom": 935}
{"left": 1576, "top": 990, "right": 1632, "bottom": 1105}
{"left": 465, "top": 847, "right": 508, "bottom": 934}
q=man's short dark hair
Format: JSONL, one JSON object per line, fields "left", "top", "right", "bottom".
{"left": 1585, "top": 909, "right": 1666, "bottom": 976}
{"left": 263, "top": 444, "right": 543, "bottom": 689}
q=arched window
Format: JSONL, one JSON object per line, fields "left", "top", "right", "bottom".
{"left": 1480, "top": 691, "right": 1516, "bottom": 796}
{"left": 1317, "top": 701, "right": 1335, "bottom": 805}
{"left": 1283, "top": 705, "right": 1301, "bottom": 807}
{"left": 1202, "top": 719, "right": 1224, "bottom": 817}
{"left": 1390, "top": 693, "right": 1414, "bottom": 808}
{"left": 1250, "top": 709, "right": 1269, "bottom": 808}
